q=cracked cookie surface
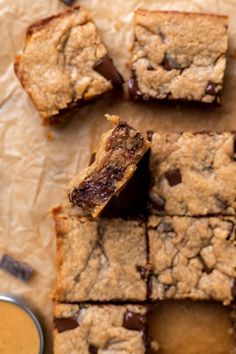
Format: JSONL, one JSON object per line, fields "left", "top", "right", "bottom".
{"left": 53, "top": 212, "right": 147, "bottom": 302}
{"left": 129, "top": 10, "right": 228, "bottom": 103}
{"left": 149, "top": 132, "right": 236, "bottom": 216}
{"left": 148, "top": 215, "right": 236, "bottom": 304}
{"left": 53, "top": 304, "right": 147, "bottom": 354}
{"left": 14, "top": 6, "right": 123, "bottom": 123}
{"left": 68, "top": 118, "right": 150, "bottom": 217}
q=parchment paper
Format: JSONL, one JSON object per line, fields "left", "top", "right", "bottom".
{"left": 0, "top": 0, "right": 236, "bottom": 352}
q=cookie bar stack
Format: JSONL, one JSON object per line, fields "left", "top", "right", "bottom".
{"left": 52, "top": 123, "right": 236, "bottom": 353}
{"left": 52, "top": 118, "right": 151, "bottom": 354}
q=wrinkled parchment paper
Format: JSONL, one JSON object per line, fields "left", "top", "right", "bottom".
{"left": 0, "top": 0, "right": 236, "bottom": 352}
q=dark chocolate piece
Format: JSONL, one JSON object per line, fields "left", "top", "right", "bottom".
{"left": 89, "top": 344, "right": 98, "bottom": 354}
{"left": 165, "top": 168, "right": 182, "bottom": 186}
{"left": 59, "top": 0, "right": 76, "bottom": 5}
{"left": 128, "top": 71, "right": 142, "bottom": 99}
{"left": 157, "top": 221, "right": 173, "bottom": 233}
{"left": 136, "top": 265, "right": 148, "bottom": 280}
{"left": 93, "top": 55, "right": 124, "bottom": 87}
{"left": 54, "top": 317, "right": 79, "bottom": 333}
{"left": 205, "top": 81, "right": 217, "bottom": 96}
{"left": 0, "top": 254, "right": 33, "bottom": 282}
{"left": 149, "top": 195, "right": 165, "bottom": 211}
{"left": 123, "top": 311, "right": 146, "bottom": 332}
{"left": 162, "top": 53, "right": 181, "bottom": 70}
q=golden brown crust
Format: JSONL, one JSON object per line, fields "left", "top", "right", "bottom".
{"left": 135, "top": 9, "right": 229, "bottom": 21}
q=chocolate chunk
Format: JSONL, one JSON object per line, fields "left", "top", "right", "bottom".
{"left": 147, "top": 130, "right": 154, "bottom": 142}
{"left": 165, "top": 168, "right": 182, "bottom": 186}
{"left": 162, "top": 54, "right": 181, "bottom": 70}
{"left": 54, "top": 317, "right": 79, "bottom": 333}
{"left": 147, "top": 64, "right": 155, "bottom": 71}
{"left": 149, "top": 194, "right": 165, "bottom": 211}
{"left": 0, "top": 254, "right": 33, "bottom": 282}
{"left": 123, "top": 311, "right": 146, "bottom": 332}
{"left": 128, "top": 71, "right": 142, "bottom": 99}
{"left": 205, "top": 81, "right": 217, "bottom": 96}
{"left": 232, "top": 279, "right": 236, "bottom": 299}
{"left": 157, "top": 221, "right": 173, "bottom": 233}
{"left": 93, "top": 55, "right": 124, "bottom": 87}
{"left": 59, "top": 0, "right": 76, "bottom": 5}
{"left": 89, "top": 344, "right": 98, "bottom": 354}
{"left": 136, "top": 265, "right": 148, "bottom": 280}
{"left": 89, "top": 152, "right": 96, "bottom": 166}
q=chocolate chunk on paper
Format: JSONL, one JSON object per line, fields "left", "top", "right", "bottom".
{"left": 0, "top": 254, "right": 33, "bottom": 282}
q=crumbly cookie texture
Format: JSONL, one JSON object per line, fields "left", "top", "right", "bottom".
{"left": 53, "top": 212, "right": 147, "bottom": 302}
{"left": 53, "top": 304, "right": 147, "bottom": 354}
{"left": 148, "top": 215, "right": 236, "bottom": 304}
{"left": 68, "top": 117, "right": 150, "bottom": 217}
{"left": 14, "top": 6, "right": 123, "bottom": 123}
{"left": 129, "top": 10, "right": 228, "bottom": 103}
{"left": 149, "top": 132, "right": 236, "bottom": 216}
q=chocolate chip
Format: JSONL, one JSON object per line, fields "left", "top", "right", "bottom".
{"left": 54, "top": 317, "right": 79, "bottom": 333}
{"left": 59, "top": 0, "right": 76, "bottom": 5}
{"left": 165, "top": 169, "right": 182, "bottom": 186}
{"left": 89, "top": 153, "right": 96, "bottom": 166}
{"left": 232, "top": 279, "right": 236, "bottom": 299}
{"left": 162, "top": 54, "right": 181, "bottom": 70}
{"left": 123, "top": 311, "right": 146, "bottom": 332}
{"left": 0, "top": 254, "right": 33, "bottom": 282}
{"left": 147, "top": 130, "right": 154, "bottom": 141}
{"left": 147, "top": 64, "right": 155, "bottom": 71}
{"left": 93, "top": 55, "right": 124, "bottom": 87}
{"left": 199, "top": 255, "right": 211, "bottom": 274}
{"left": 128, "top": 71, "right": 142, "bottom": 99}
{"left": 136, "top": 265, "right": 148, "bottom": 280}
{"left": 89, "top": 344, "right": 98, "bottom": 354}
{"left": 205, "top": 81, "right": 217, "bottom": 96}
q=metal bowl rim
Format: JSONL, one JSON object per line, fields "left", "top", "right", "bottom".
{"left": 0, "top": 294, "right": 44, "bottom": 354}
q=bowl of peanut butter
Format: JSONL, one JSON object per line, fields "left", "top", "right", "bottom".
{"left": 0, "top": 295, "right": 44, "bottom": 354}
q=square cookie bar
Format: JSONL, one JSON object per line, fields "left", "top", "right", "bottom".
{"left": 53, "top": 211, "right": 147, "bottom": 302}
{"left": 53, "top": 304, "right": 147, "bottom": 354}
{"left": 14, "top": 6, "right": 123, "bottom": 124}
{"left": 68, "top": 117, "right": 150, "bottom": 217}
{"left": 149, "top": 132, "right": 236, "bottom": 216}
{"left": 129, "top": 10, "right": 228, "bottom": 103}
{"left": 148, "top": 215, "right": 236, "bottom": 304}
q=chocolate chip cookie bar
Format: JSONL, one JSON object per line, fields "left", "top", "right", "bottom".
{"left": 149, "top": 132, "right": 236, "bottom": 216}
{"left": 129, "top": 10, "right": 228, "bottom": 103}
{"left": 68, "top": 117, "right": 150, "bottom": 217}
{"left": 53, "top": 211, "right": 147, "bottom": 302}
{"left": 148, "top": 215, "right": 236, "bottom": 304}
{"left": 14, "top": 6, "right": 123, "bottom": 124}
{"left": 53, "top": 304, "right": 147, "bottom": 354}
